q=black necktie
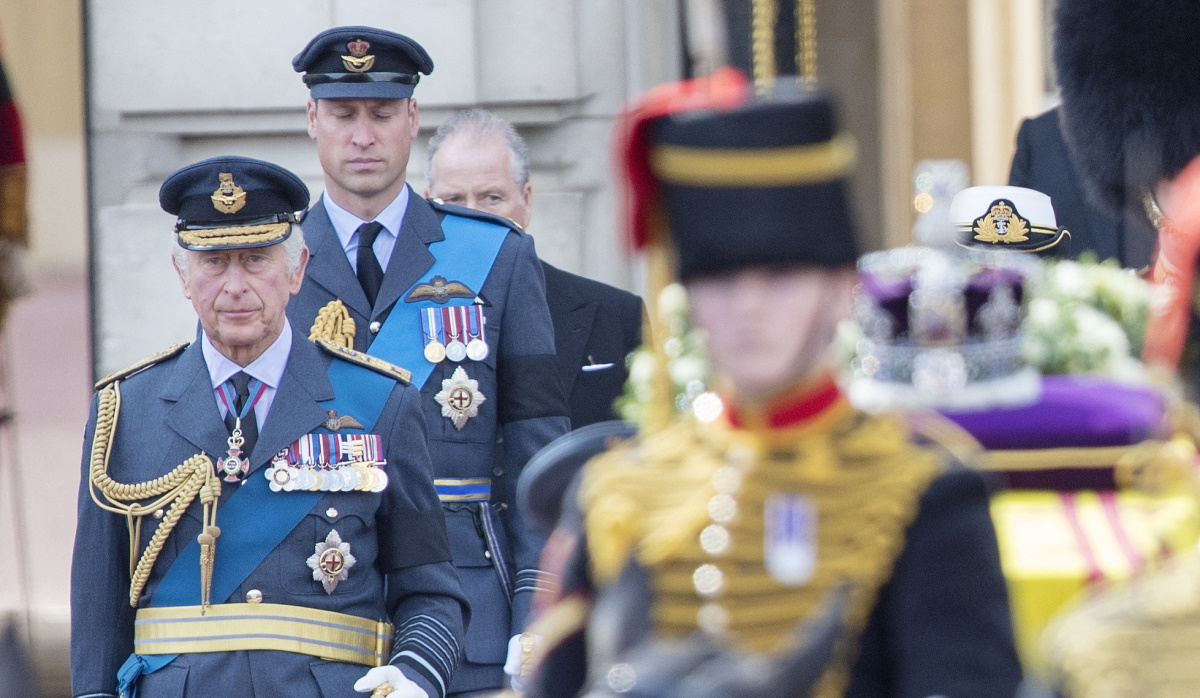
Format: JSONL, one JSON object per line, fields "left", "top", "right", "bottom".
{"left": 356, "top": 222, "right": 386, "bottom": 307}
{"left": 224, "top": 371, "right": 258, "bottom": 456}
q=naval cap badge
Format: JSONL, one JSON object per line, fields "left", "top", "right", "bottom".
{"left": 342, "top": 39, "right": 375, "bottom": 73}
{"left": 211, "top": 172, "right": 247, "bottom": 215}
{"left": 972, "top": 199, "right": 1030, "bottom": 244}
{"left": 307, "top": 529, "right": 356, "bottom": 593}
{"left": 435, "top": 366, "right": 486, "bottom": 430}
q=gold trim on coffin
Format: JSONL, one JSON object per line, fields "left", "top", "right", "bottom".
{"left": 582, "top": 409, "right": 941, "bottom": 697}
{"left": 650, "top": 134, "right": 856, "bottom": 187}
{"left": 177, "top": 222, "right": 289, "bottom": 249}
{"left": 134, "top": 602, "right": 393, "bottom": 666}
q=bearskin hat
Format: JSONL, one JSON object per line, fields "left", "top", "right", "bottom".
{"left": 1054, "top": 0, "right": 1200, "bottom": 213}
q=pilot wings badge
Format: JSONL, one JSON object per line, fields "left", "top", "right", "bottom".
{"left": 405, "top": 276, "right": 477, "bottom": 304}
{"left": 323, "top": 409, "right": 365, "bottom": 432}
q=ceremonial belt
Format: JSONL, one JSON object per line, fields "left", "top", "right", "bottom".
{"left": 435, "top": 477, "right": 492, "bottom": 502}
{"left": 435, "top": 476, "right": 514, "bottom": 602}
{"left": 133, "top": 603, "right": 393, "bottom": 667}
{"left": 368, "top": 213, "right": 509, "bottom": 389}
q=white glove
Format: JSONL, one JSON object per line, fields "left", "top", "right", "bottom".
{"left": 353, "top": 665, "right": 428, "bottom": 698}
{"left": 504, "top": 633, "right": 544, "bottom": 692}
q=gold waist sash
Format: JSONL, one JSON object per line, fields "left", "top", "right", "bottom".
{"left": 133, "top": 602, "right": 393, "bottom": 666}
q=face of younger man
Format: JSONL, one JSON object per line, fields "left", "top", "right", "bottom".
{"left": 686, "top": 264, "right": 856, "bottom": 401}
{"left": 307, "top": 97, "right": 420, "bottom": 220}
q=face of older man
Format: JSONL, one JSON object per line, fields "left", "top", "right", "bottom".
{"left": 687, "top": 264, "right": 855, "bottom": 402}
{"left": 426, "top": 132, "right": 532, "bottom": 229}
{"left": 175, "top": 243, "right": 309, "bottom": 366}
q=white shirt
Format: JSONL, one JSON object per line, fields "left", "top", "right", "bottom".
{"left": 201, "top": 319, "right": 292, "bottom": 431}
{"left": 323, "top": 187, "right": 410, "bottom": 273}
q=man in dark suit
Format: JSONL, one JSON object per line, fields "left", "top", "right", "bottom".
{"left": 71, "top": 156, "right": 466, "bottom": 698}
{"left": 424, "top": 108, "right": 644, "bottom": 429}
{"left": 284, "top": 28, "right": 570, "bottom": 694}
{"left": 1009, "top": 106, "right": 1156, "bottom": 268}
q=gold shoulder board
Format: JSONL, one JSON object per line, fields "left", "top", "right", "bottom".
{"left": 94, "top": 343, "right": 190, "bottom": 390}
{"left": 314, "top": 338, "right": 412, "bottom": 385}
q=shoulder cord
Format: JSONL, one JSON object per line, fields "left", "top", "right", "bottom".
{"left": 87, "top": 381, "right": 221, "bottom": 608}
{"left": 309, "top": 299, "right": 357, "bottom": 348}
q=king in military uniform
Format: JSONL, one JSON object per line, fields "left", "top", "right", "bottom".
{"left": 524, "top": 72, "right": 1024, "bottom": 697}
{"left": 71, "top": 156, "right": 467, "bottom": 698}
{"left": 285, "top": 27, "right": 571, "bottom": 693}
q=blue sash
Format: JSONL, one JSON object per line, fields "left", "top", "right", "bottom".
{"left": 117, "top": 356, "right": 395, "bottom": 696}
{"left": 367, "top": 213, "right": 509, "bottom": 388}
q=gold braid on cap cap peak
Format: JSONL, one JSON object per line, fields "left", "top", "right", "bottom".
{"left": 649, "top": 133, "right": 856, "bottom": 188}
{"left": 176, "top": 222, "right": 291, "bottom": 249}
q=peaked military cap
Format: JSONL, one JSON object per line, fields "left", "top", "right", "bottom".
{"left": 950, "top": 185, "right": 1071, "bottom": 255}
{"left": 159, "top": 155, "right": 309, "bottom": 251}
{"left": 1055, "top": 0, "right": 1200, "bottom": 213}
{"left": 622, "top": 69, "right": 861, "bottom": 280}
{"left": 293, "top": 26, "right": 433, "bottom": 100}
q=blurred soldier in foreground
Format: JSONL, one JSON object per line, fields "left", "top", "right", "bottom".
{"left": 71, "top": 157, "right": 466, "bottom": 697}
{"left": 524, "top": 70, "right": 1023, "bottom": 697}
{"left": 286, "top": 29, "right": 570, "bottom": 693}
{"left": 424, "top": 108, "right": 644, "bottom": 429}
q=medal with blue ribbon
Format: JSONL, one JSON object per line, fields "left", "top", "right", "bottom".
{"left": 764, "top": 493, "right": 818, "bottom": 586}
{"left": 215, "top": 376, "right": 266, "bottom": 483}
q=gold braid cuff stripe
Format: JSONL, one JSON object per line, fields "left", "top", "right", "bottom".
{"left": 650, "top": 134, "right": 855, "bottom": 187}
{"left": 88, "top": 382, "right": 220, "bottom": 607}
{"left": 134, "top": 602, "right": 393, "bottom": 667}
{"left": 177, "top": 222, "right": 289, "bottom": 248}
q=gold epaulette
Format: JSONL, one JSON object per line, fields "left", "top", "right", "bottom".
{"left": 94, "top": 343, "right": 190, "bottom": 390}
{"left": 315, "top": 338, "right": 412, "bottom": 385}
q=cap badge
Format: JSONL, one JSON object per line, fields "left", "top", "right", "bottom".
{"left": 405, "top": 276, "right": 477, "bottom": 304}
{"left": 211, "top": 172, "right": 247, "bottom": 215}
{"left": 972, "top": 199, "right": 1029, "bottom": 244}
{"left": 435, "top": 366, "right": 486, "bottom": 430}
{"left": 342, "top": 39, "right": 375, "bottom": 73}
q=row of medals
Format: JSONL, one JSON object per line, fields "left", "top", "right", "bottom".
{"left": 423, "top": 307, "right": 489, "bottom": 364}
{"left": 266, "top": 458, "right": 390, "bottom": 493}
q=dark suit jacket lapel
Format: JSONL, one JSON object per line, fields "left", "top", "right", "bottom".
{"left": 302, "top": 199, "right": 373, "bottom": 318}
{"left": 161, "top": 342, "right": 233, "bottom": 458}
{"left": 544, "top": 263, "right": 597, "bottom": 396}
{"left": 252, "top": 332, "right": 334, "bottom": 472}
{"left": 372, "top": 186, "right": 442, "bottom": 321}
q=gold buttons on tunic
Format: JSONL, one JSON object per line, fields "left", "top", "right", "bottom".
{"left": 246, "top": 589, "right": 263, "bottom": 604}
{"left": 707, "top": 493, "right": 737, "bottom": 523}
{"left": 693, "top": 563, "right": 725, "bottom": 598}
{"left": 699, "top": 524, "right": 731, "bottom": 556}
{"left": 697, "top": 602, "right": 730, "bottom": 636}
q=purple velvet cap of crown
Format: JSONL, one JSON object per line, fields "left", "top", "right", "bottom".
{"left": 859, "top": 264, "right": 1026, "bottom": 340}
{"left": 943, "top": 375, "right": 1165, "bottom": 450}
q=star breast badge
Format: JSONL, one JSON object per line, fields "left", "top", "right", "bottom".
{"left": 435, "top": 366, "right": 486, "bottom": 430}
{"left": 307, "top": 529, "right": 356, "bottom": 593}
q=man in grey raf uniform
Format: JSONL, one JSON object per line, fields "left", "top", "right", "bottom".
{"left": 71, "top": 156, "right": 467, "bottom": 698}
{"left": 285, "top": 27, "right": 571, "bottom": 694}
